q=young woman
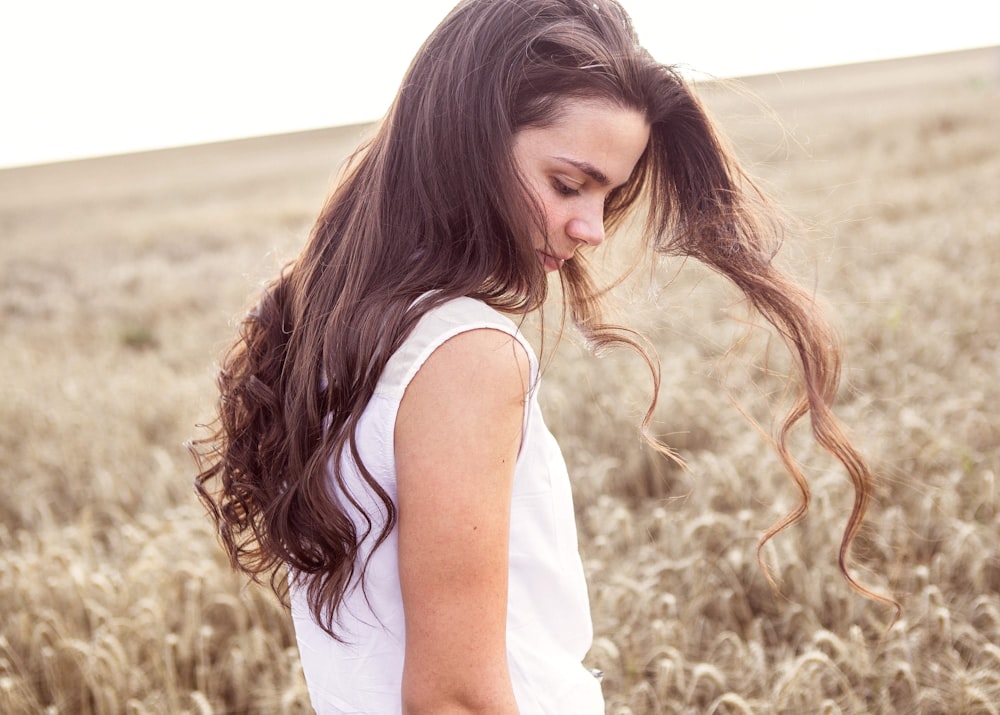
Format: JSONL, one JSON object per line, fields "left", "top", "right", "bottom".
{"left": 193, "top": 0, "right": 892, "bottom": 712}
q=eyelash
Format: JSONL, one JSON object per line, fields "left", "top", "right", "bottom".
{"left": 552, "top": 178, "right": 619, "bottom": 206}
{"left": 552, "top": 178, "right": 579, "bottom": 197}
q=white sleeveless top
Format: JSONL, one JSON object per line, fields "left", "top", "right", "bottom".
{"left": 290, "top": 297, "right": 603, "bottom": 714}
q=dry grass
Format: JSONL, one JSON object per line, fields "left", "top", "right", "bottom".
{"left": 1, "top": 47, "right": 998, "bottom": 714}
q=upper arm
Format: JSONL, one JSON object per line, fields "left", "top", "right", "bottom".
{"left": 394, "top": 328, "right": 529, "bottom": 713}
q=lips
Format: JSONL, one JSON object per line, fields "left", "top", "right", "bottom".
{"left": 539, "top": 250, "right": 572, "bottom": 272}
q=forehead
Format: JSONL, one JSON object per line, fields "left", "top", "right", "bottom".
{"left": 512, "top": 99, "right": 650, "bottom": 185}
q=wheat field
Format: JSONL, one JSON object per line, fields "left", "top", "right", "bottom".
{"left": 1, "top": 47, "right": 998, "bottom": 714}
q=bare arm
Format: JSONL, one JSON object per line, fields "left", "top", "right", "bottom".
{"left": 395, "top": 328, "right": 528, "bottom": 714}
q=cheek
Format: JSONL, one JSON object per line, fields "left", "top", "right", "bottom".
{"left": 538, "top": 197, "right": 565, "bottom": 236}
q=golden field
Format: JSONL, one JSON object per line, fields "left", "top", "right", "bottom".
{"left": 1, "top": 47, "right": 998, "bottom": 714}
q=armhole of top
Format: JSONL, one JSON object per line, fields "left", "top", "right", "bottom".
{"left": 380, "top": 299, "right": 539, "bottom": 454}
{"left": 401, "top": 326, "right": 534, "bottom": 393}
{"left": 380, "top": 300, "right": 539, "bottom": 399}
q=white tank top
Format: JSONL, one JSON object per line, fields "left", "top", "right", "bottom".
{"left": 290, "top": 297, "right": 604, "bottom": 714}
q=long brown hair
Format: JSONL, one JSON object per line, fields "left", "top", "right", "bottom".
{"left": 192, "top": 0, "right": 896, "bottom": 638}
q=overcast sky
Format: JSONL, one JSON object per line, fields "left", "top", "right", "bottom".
{"left": 1, "top": 0, "right": 997, "bottom": 168}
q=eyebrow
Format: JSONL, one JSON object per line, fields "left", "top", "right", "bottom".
{"left": 552, "top": 156, "right": 610, "bottom": 186}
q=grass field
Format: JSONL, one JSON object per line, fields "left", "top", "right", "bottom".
{"left": 1, "top": 47, "right": 998, "bottom": 714}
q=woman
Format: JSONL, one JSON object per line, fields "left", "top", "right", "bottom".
{"left": 193, "top": 0, "right": 893, "bottom": 712}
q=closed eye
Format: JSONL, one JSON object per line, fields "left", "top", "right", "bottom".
{"left": 552, "top": 178, "right": 579, "bottom": 197}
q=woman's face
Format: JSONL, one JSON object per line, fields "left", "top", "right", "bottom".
{"left": 512, "top": 98, "right": 650, "bottom": 272}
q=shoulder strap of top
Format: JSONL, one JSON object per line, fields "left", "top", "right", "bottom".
{"left": 375, "top": 296, "right": 539, "bottom": 401}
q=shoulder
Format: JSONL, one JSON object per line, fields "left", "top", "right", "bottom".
{"left": 380, "top": 296, "right": 536, "bottom": 398}
{"left": 395, "top": 325, "right": 531, "bottom": 470}
{"left": 403, "top": 327, "right": 531, "bottom": 412}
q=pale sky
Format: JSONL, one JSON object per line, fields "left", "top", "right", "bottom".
{"left": 1, "top": 0, "right": 997, "bottom": 169}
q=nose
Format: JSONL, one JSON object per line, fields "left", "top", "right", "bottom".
{"left": 565, "top": 208, "right": 605, "bottom": 247}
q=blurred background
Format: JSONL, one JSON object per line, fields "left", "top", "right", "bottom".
{"left": 1, "top": 1, "right": 998, "bottom": 713}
